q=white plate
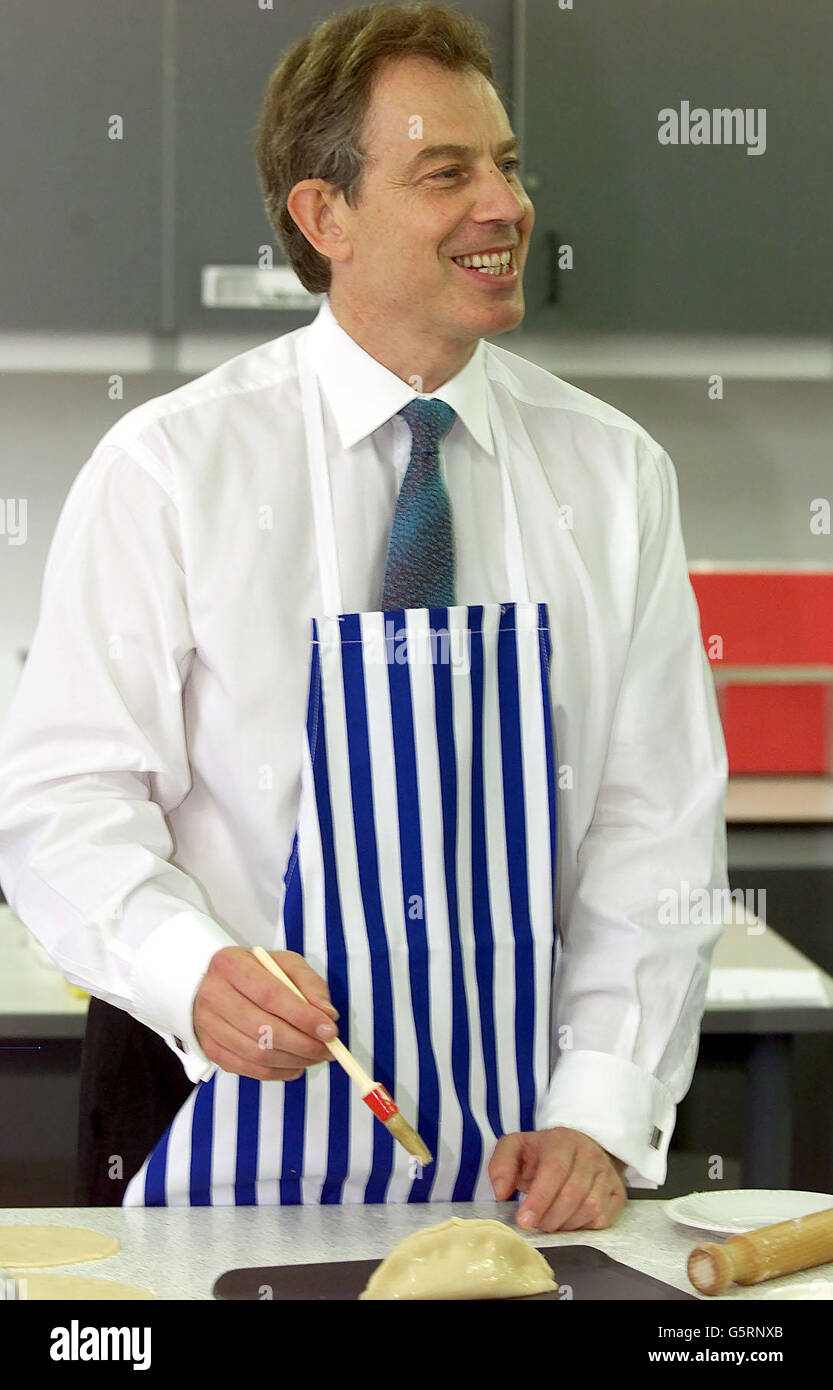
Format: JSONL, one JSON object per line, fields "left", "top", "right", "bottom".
{"left": 666, "top": 1189, "right": 833, "bottom": 1235}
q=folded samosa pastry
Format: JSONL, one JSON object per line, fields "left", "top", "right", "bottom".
{"left": 358, "top": 1216, "right": 558, "bottom": 1300}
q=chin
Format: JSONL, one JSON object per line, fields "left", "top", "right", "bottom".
{"left": 467, "top": 296, "right": 525, "bottom": 335}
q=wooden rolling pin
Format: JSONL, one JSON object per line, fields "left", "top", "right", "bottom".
{"left": 688, "top": 1205, "right": 833, "bottom": 1295}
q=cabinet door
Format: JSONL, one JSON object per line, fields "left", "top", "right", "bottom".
{"left": 173, "top": 0, "right": 514, "bottom": 332}
{"left": 0, "top": 0, "right": 164, "bottom": 330}
{"left": 521, "top": 0, "right": 833, "bottom": 333}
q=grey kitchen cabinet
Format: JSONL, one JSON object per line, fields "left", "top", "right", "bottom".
{"left": 1, "top": 0, "right": 514, "bottom": 334}
{"left": 520, "top": 0, "right": 833, "bottom": 334}
{"left": 0, "top": 0, "right": 165, "bottom": 331}
{"left": 0, "top": 0, "right": 514, "bottom": 334}
{"left": 173, "top": 0, "right": 515, "bottom": 333}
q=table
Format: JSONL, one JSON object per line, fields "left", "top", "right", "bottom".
{"left": 726, "top": 775, "right": 833, "bottom": 824}
{"left": 703, "top": 914, "right": 833, "bottom": 1188}
{"left": 722, "top": 775, "right": 833, "bottom": 1188}
{"left": 1, "top": 1202, "right": 831, "bottom": 1301}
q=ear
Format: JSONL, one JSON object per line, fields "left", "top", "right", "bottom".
{"left": 286, "top": 180, "right": 352, "bottom": 266}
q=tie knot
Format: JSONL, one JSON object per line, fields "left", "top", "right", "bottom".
{"left": 398, "top": 397, "right": 457, "bottom": 446}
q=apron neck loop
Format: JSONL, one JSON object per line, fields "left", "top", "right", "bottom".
{"left": 297, "top": 330, "right": 530, "bottom": 618}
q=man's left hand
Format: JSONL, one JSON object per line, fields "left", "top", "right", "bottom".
{"left": 488, "top": 1127, "right": 628, "bottom": 1232}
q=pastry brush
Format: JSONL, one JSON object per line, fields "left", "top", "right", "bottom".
{"left": 251, "top": 946, "right": 432, "bottom": 1166}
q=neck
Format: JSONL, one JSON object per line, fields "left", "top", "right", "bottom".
{"left": 327, "top": 291, "right": 479, "bottom": 393}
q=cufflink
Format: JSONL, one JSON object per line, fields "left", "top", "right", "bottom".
{"left": 650, "top": 1126, "right": 663, "bottom": 1149}
{"left": 174, "top": 1036, "right": 185, "bottom": 1052}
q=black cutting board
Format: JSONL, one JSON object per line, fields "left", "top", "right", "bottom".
{"left": 213, "top": 1245, "right": 697, "bottom": 1300}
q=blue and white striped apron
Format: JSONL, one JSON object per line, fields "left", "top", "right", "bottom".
{"left": 123, "top": 331, "right": 559, "bottom": 1205}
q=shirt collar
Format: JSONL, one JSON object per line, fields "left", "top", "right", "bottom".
{"left": 303, "top": 294, "right": 495, "bottom": 455}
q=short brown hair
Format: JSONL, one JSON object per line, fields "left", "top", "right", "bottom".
{"left": 254, "top": 2, "right": 498, "bottom": 294}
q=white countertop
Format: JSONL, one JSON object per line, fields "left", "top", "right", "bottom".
{"left": 0, "top": 906, "right": 87, "bottom": 1022}
{"left": 1, "top": 1201, "right": 832, "bottom": 1302}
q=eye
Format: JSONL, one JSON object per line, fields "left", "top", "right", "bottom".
{"left": 428, "top": 158, "right": 522, "bottom": 182}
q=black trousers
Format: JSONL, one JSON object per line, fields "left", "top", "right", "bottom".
{"left": 74, "top": 997, "right": 194, "bottom": 1205}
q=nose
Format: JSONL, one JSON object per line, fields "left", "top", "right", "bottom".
{"left": 471, "top": 164, "right": 529, "bottom": 231}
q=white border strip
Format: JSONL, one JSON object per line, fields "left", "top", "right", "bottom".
{"left": 0, "top": 332, "right": 831, "bottom": 377}
{"left": 503, "top": 333, "right": 833, "bottom": 380}
{"left": 688, "top": 561, "right": 833, "bottom": 573}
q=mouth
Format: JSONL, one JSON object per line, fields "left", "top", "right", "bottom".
{"left": 450, "top": 246, "right": 519, "bottom": 282}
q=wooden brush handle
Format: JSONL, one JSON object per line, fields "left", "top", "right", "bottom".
{"left": 688, "top": 1205, "right": 833, "bottom": 1295}
{"left": 250, "top": 946, "right": 374, "bottom": 1092}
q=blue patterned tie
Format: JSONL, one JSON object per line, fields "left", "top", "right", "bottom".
{"left": 381, "top": 398, "right": 457, "bottom": 610}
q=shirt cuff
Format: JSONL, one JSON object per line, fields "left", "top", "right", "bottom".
{"left": 536, "top": 1049, "right": 676, "bottom": 1188}
{"left": 131, "top": 909, "right": 240, "bottom": 1084}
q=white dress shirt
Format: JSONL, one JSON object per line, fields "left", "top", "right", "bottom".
{"left": 0, "top": 295, "right": 729, "bottom": 1188}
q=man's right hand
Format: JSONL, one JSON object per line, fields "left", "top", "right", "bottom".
{"left": 192, "top": 947, "right": 339, "bottom": 1081}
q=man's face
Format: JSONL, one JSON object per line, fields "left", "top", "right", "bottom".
{"left": 329, "top": 55, "right": 535, "bottom": 347}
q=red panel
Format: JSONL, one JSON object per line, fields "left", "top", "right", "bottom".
{"left": 689, "top": 572, "right": 833, "bottom": 663}
{"left": 688, "top": 572, "right": 833, "bottom": 774}
{"left": 722, "top": 685, "right": 831, "bottom": 773}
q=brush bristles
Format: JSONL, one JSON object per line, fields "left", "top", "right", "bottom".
{"left": 384, "top": 1112, "right": 433, "bottom": 1166}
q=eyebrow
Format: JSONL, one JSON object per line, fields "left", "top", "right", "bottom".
{"left": 403, "top": 137, "right": 520, "bottom": 177}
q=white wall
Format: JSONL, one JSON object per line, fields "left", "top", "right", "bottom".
{"left": 2, "top": 337, "right": 832, "bottom": 722}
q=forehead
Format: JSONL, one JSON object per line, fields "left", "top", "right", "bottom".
{"left": 363, "top": 55, "right": 511, "bottom": 157}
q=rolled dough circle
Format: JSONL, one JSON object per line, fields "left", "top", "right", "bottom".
{"left": 10, "top": 1274, "right": 154, "bottom": 1300}
{"left": 0, "top": 1226, "right": 119, "bottom": 1269}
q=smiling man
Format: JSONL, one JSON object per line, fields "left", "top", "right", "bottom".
{"left": 0, "top": 2, "right": 729, "bottom": 1227}
{"left": 285, "top": 49, "right": 533, "bottom": 390}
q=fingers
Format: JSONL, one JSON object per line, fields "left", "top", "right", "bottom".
{"left": 586, "top": 1177, "right": 627, "bottom": 1230}
{"left": 204, "top": 947, "right": 339, "bottom": 1037}
{"left": 196, "top": 983, "right": 335, "bottom": 1065}
{"left": 207, "top": 1036, "right": 307, "bottom": 1083}
{"left": 502, "top": 1129, "right": 629, "bottom": 1233}
{"left": 218, "top": 949, "right": 340, "bottom": 1040}
{"left": 194, "top": 947, "right": 341, "bottom": 1081}
{"left": 488, "top": 1132, "right": 525, "bottom": 1200}
{"left": 195, "top": 1006, "right": 332, "bottom": 1078}
{"left": 265, "top": 950, "right": 340, "bottom": 1021}
{"left": 546, "top": 1166, "right": 624, "bottom": 1232}
{"left": 516, "top": 1144, "right": 580, "bottom": 1230}
{"left": 522, "top": 1155, "right": 626, "bottom": 1232}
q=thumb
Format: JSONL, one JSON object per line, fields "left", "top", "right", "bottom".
{"left": 274, "top": 952, "right": 340, "bottom": 1020}
{"left": 489, "top": 1132, "right": 524, "bottom": 1200}
{"left": 303, "top": 987, "right": 339, "bottom": 1020}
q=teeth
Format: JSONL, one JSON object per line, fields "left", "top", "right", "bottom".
{"left": 452, "top": 249, "right": 515, "bottom": 275}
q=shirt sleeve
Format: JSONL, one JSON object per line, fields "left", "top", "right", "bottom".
{"left": 537, "top": 440, "right": 730, "bottom": 1187}
{"left": 0, "top": 444, "right": 240, "bottom": 1083}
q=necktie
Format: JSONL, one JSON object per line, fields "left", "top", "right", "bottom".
{"left": 381, "top": 398, "right": 457, "bottom": 610}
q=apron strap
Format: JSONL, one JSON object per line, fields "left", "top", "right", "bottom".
{"left": 298, "top": 333, "right": 343, "bottom": 619}
{"left": 490, "top": 385, "right": 530, "bottom": 604}
{"left": 297, "top": 329, "right": 530, "bottom": 617}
